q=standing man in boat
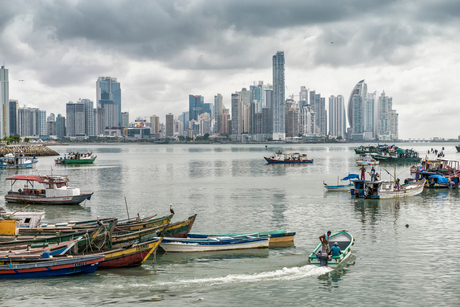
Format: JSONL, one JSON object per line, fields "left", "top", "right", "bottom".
{"left": 319, "top": 231, "right": 332, "bottom": 254}
{"left": 370, "top": 166, "right": 376, "bottom": 182}
{"left": 360, "top": 166, "right": 366, "bottom": 180}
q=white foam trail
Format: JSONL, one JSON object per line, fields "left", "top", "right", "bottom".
{"left": 157, "top": 265, "right": 332, "bottom": 289}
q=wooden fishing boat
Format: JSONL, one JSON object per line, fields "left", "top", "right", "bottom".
{"left": 354, "top": 145, "right": 385, "bottom": 154}
{"left": 5, "top": 175, "right": 93, "bottom": 205}
{"left": 323, "top": 174, "right": 359, "bottom": 191}
{"left": 264, "top": 151, "right": 313, "bottom": 164}
{"left": 350, "top": 179, "right": 425, "bottom": 199}
{"left": 94, "top": 238, "right": 162, "bottom": 269}
{"left": 55, "top": 151, "right": 97, "bottom": 165}
{"left": 0, "top": 254, "right": 104, "bottom": 278}
{"left": 188, "top": 230, "right": 295, "bottom": 247}
{"left": 0, "top": 239, "right": 79, "bottom": 257}
{"left": 356, "top": 154, "right": 379, "bottom": 166}
{"left": 373, "top": 148, "right": 420, "bottom": 163}
{"left": 308, "top": 230, "right": 354, "bottom": 268}
{"left": 0, "top": 152, "right": 37, "bottom": 169}
{"left": 160, "top": 234, "right": 270, "bottom": 253}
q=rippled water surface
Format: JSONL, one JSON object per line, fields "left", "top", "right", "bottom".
{"left": 1, "top": 143, "right": 460, "bottom": 306}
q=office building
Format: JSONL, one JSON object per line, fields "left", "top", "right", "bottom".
{"left": 214, "top": 94, "right": 223, "bottom": 135}
{"left": 9, "top": 99, "right": 18, "bottom": 136}
{"left": 348, "top": 80, "right": 367, "bottom": 140}
{"left": 121, "top": 112, "right": 129, "bottom": 128}
{"left": 272, "top": 51, "right": 285, "bottom": 140}
{"left": 328, "top": 95, "right": 346, "bottom": 139}
{"left": 0, "top": 65, "right": 8, "bottom": 137}
{"left": 231, "top": 92, "right": 242, "bottom": 135}
{"left": 189, "top": 95, "right": 204, "bottom": 121}
{"left": 66, "top": 101, "right": 85, "bottom": 137}
{"left": 97, "top": 77, "right": 121, "bottom": 127}
{"left": 150, "top": 115, "right": 160, "bottom": 134}
{"left": 165, "top": 113, "right": 174, "bottom": 137}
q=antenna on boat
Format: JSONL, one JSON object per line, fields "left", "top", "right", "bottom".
{"left": 124, "top": 196, "right": 130, "bottom": 220}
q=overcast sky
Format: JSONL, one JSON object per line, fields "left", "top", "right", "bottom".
{"left": 1, "top": 0, "right": 460, "bottom": 139}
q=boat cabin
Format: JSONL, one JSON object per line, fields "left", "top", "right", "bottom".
{"left": 6, "top": 175, "right": 82, "bottom": 198}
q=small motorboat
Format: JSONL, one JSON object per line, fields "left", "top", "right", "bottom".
{"left": 159, "top": 234, "right": 270, "bottom": 252}
{"left": 308, "top": 230, "right": 354, "bottom": 268}
{"left": 356, "top": 154, "right": 379, "bottom": 166}
{"left": 188, "top": 230, "right": 295, "bottom": 247}
{"left": 264, "top": 151, "right": 313, "bottom": 164}
{"left": 350, "top": 179, "right": 425, "bottom": 199}
{"left": 0, "top": 152, "right": 37, "bottom": 169}
{"left": 323, "top": 174, "right": 359, "bottom": 191}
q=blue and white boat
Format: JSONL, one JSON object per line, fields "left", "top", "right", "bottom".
{"left": 323, "top": 174, "right": 359, "bottom": 191}
{"left": 159, "top": 234, "right": 270, "bottom": 252}
{"left": 0, "top": 152, "right": 37, "bottom": 169}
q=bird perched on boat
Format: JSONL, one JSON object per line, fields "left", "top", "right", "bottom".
{"left": 170, "top": 204, "right": 175, "bottom": 215}
{"left": 97, "top": 216, "right": 103, "bottom": 226}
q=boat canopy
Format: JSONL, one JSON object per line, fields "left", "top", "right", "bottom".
{"left": 342, "top": 174, "right": 359, "bottom": 181}
{"left": 6, "top": 175, "right": 42, "bottom": 182}
{"left": 428, "top": 174, "right": 449, "bottom": 183}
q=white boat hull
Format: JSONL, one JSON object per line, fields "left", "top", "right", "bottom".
{"left": 160, "top": 239, "right": 269, "bottom": 253}
{"left": 324, "top": 184, "right": 353, "bottom": 192}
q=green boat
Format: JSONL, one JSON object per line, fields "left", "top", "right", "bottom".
{"left": 308, "top": 230, "right": 354, "bottom": 268}
{"left": 55, "top": 151, "right": 97, "bottom": 165}
{"left": 373, "top": 148, "right": 420, "bottom": 163}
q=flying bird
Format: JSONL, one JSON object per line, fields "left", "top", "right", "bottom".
{"left": 170, "top": 204, "right": 175, "bottom": 215}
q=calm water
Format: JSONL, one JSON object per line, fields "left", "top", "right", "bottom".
{"left": 1, "top": 143, "right": 460, "bottom": 306}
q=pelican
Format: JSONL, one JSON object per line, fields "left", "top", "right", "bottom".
{"left": 170, "top": 204, "right": 175, "bottom": 215}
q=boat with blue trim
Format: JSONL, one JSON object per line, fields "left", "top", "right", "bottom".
{"left": 188, "top": 230, "right": 295, "bottom": 246}
{"left": 0, "top": 152, "right": 37, "bottom": 169}
{"left": 350, "top": 179, "right": 425, "bottom": 199}
{"left": 308, "top": 230, "right": 354, "bottom": 268}
{"left": 323, "top": 174, "right": 359, "bottom": 191}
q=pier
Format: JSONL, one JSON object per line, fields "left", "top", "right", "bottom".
{"left": 0, "top": 144, "right": 60, "bottom": 157}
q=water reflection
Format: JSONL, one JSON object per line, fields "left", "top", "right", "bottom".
{"left": 317, "top": 255, "right": 356, "bottom": 290}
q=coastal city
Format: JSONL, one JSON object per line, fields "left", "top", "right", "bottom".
{"left": 1, "top": 52, "right": 400, "bottom": 143}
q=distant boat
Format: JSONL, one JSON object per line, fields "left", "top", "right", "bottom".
{"left": 323, "top": 174, "right": 359, "bottom": 191}
{"left": 308, "top": 230, "right": 354, "bottom": 268}
{"left": 0, "top": 152, "right": 37, "bottom": 169}
{"left": 55, "top": 151, "right": 97, "bottom": 165}
{"left": 373, "top": 147, "right": 420, "bottom": 163}
{"left": 356, "top": 154, "right": 379, "bottom": 166}
{"left": 0, "top": 255, "right": 104, "bottom": 278}
{"left": 264, "top": 151, "right": 313, "bottom": 164}
{"left": 4, "top": 175, "right": 93, "bottom": 205}
{"left": 159, "top": 234, "right": 270, "bottom": 252}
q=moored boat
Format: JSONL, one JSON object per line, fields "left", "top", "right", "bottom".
{"left": 350, "top": 179, "right": 425, "bottom": 199}
{"left": 308, "top": 230, "right": 354, "bottom": 268}
{"left": 160, "top": 234, "right": 270, "bottom": 253}
{"left": 188, "top": 230, "right": 295, "bottom": 247}
{"left": 0, "top": 152, "right": 37, "bottom": 169}
{"left": 323, "top": 174, "right": 359, "bottom": 191}
{"left": 4, "top": 175, "right": 93, "bottom": 205}
{"left": 373, "top": 147, "right": 420, "bottom": 163}
{"left": 356, "top": 154, "right": 379, "bottom": 166}
{"left": 0, "top": 254, "right": 104, "bottom": 278}
{"left": 264, "top": 151, "right": 313, "bottom": 164}
{"left": 55, "top": 151, "right": 97, "bottom": 165}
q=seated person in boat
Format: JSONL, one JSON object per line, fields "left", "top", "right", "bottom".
{"left": 329, "top": 242, "right": 342, "bottom": 258}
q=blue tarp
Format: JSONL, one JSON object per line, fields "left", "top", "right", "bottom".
{"left": 342, "top": 174, "right": 360, "bottom": 181}
{"left": 428, "top": 175, "right": 449, "bottom": 183}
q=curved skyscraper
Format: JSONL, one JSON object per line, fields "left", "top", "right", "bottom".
{"left": 347, "top": 80, "right": 366, "bottom": 128}
{"left": 347, "top": 80, "right": 367, "bottom": 140}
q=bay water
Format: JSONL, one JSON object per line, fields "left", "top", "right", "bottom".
{"left": 1, "top": 143, "right": 459, "bottom": 306}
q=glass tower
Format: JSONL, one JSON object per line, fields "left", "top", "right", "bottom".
{"left": 272, "top": 51, "right": 285, "bottom": 140}
{"left": 97, "top": 77, "right": 121, "bottom": 127}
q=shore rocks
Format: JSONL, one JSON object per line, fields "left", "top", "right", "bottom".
{"left": 0, "top": 144, "right": 60, "bottom": 157}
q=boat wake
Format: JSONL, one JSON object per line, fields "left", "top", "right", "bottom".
{"left": 157, "top": 265, "right": 332, "bottom": 289}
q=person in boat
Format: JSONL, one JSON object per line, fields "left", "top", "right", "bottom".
{"left": 329, "top": 242, "right": 342, "bottom": 258}
{"left": 395, "top": 178, "right": 401, "bottom": 189}
{"left": 375, "top": 173, "right": 380, "bottom": 181}
{"left": 360, "top": 166, "right": 366, "bottom": 180}
{"left": 319, "top": 231, "right": 332, "bottom": 254}
{"left": 370, "top": 166, "right": 376, "bottom": 182}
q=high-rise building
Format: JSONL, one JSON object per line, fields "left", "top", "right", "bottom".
{"left": 328, "top": 95, "right": 346, "bottom": 139}
{"left": 231, "top": 93, "right": 242, "bottom": 135}
{"left": 93, "top": 108, "right": 105, "bottom": 136}
{"left": 0, "top": 65, "right": 8, "bottom": 137}
{"left": 9, "top": 99, "right": 18, "bottom": 136}
{"left": 221, "top": 110, "right": 230, "bottom": 135}
{"left": 299, "top": 105, "right": 316, "bottom": 136}
{"left": 165, "top": 113, "right": 174, "bottom": 137}
{"left": 66, "top": 101, "right": 86, "bottom": 137}
{"left": 80, "top": 99, "right": 94, "bottom": 136}
{"left": 189, "top": 95, "right": 204, "bottom": 121}
{"left": 150, "top": 115, "right": 160, "bottom": 134}
{"left": 364, "top": 92, "right": 377, "bottom": 139}
{"left": 348, "top": 80, "right": 367, "bottom": 140}
{"left": 272, "top": 51, "right": 285, "bottom": 140}
{"left": 47, "top": 113, "right": 57, "bottom": 136}
{"left": 18, "top": 107, "right": 41, "bottom": 136}
{"left": 96, "top": 77, "right": 121, "bottom": 127}
{"left": 378, "top": 91, "right": 398, "bottom": 140}
{"left": 56, "top": 114, "right": 66, "bottom": 138}
{"left": 37, "top": 110, "right": 46, "bottom": 136}
{"left": 214, "top": 94, "right": 223, "bottom": 135}
{"left": 121, "top": 112, "right": 129, "bottom": 128}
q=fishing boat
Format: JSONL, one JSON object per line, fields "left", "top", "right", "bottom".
{"left": 4, "top": 175, "right": 93, "bottom": 205}
{"left": 55, "top": 151, "right": 97, "bottom": 165}
{"left": 0, "top": 254, "right": 104, "bottom": 278}
{"left": 0, "top": 152, "right": 37, "bottom": 169}
{"left": 409, "top": 159, "right": 460, "bottom": 188}
{"left": 89, "top": 238, "right": 163, "bottom": 269}
{"left": 308, "top": 230, "right": 354, "bottom": 268}
{"left": 188, "top": 230, "right": 295, "bottom": 247}
{"left": 373, "top": 147, "right": 420, "bottom": 163}
{"left": 0, "top": 239, "right": 79, "bottom": 257}
{"left": 159, "top": 234, "right": 270, "bottom": 253}
{"left": 356, "top": 154, "right": 379, "bottom": 166}
{"left": 354, "top": 145, "right": 387, "bottom": 154}
{"left": 350, "top": 179, "right": 425, "bottom": 199}
{"left": 264, "top": 151, "right": 313, "bottom": 164}
{"left": 0, "top": 207, "right": 45, "bottom": 228}
{"left": 323, "top": 174, "right": 359, "bottom": 191}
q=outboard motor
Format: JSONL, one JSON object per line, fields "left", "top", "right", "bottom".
{"left": 316, "top": 251, "right": 329, "bottom": 267}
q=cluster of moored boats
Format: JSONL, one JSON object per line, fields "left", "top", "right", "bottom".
{"left": 325, "top": 145, "right": 460, "bottom": 199}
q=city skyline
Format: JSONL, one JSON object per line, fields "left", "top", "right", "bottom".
{"left": 1, "top": 1, "right": 459, "bottom": 139}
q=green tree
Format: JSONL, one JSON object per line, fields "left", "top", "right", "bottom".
{"left": 24, "top": 137, "right": 30, "bottom": 143}
{"left": 203, "top": 133, "right": 209, "bottom": 141}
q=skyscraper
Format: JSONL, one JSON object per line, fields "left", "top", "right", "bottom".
{"left": 189, "top": 95, "right": 204, "bottom": 121}
{"left": 66, "top": 101, "right": 85, "bottom": 137}
{"left": 231, "top": 92, "right": 242, "bottom": 135}
{"left": 165, "top": 113, "right": 174, "bottom": 137}
{"left": 150, "top": 115, "right": 160, "bottom": 134}
{"left": 9, "top": 99, "right": 18, "bottom": 136}
{"left": 378, "top": 91, "right": 398, "bottom": 140}
{"left": 121, "top": 112, "right": 129, "bottom": 128}
{"left": 81, "top": 99, "right": 94, "bottom": 136}
{"left": 328, "top": 95, "right": 346, "bottom": 139}
{"left": 0, "top": 65, "right": 8, "bottom": 137}
{"left": 96, "top": 77, "right": 121, "bottom": 127}
{"left": 348, "top": 80, "right": 367, "bottom": 140}
{"left": 93, "top": 108, "right": 105, "bottom": 136}
{"left": 56, "top": 114, "right": 66, "bottom": 138}
{"left": 214, "top": 94, "right": 223, "bottom": 135}
{"left": 272, "top": 51, "right": 285, "bottom": 140}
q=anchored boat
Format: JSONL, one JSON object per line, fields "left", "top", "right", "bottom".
{"left": 350, "top": 179, "right": 425, "bottom": 199}
{"left": 0, "top": 152, "right": 37, "bottom": 169}
{"left": 356, "top": 154, "right": 379, "bottom": 166}
{"left": 55, "top": 151, "right": 97, "bottom": 165}
{"left": 188, "top": 230, "right": 295, "bottom": 247}
{"left": 324, "top": 174, "right": 359, "bottom": 191}
{"left": 4, "top": 175, "right": 93, "bottom": 205}
{"left": 264, "top": 151, "right": 313, "bottom": 164}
